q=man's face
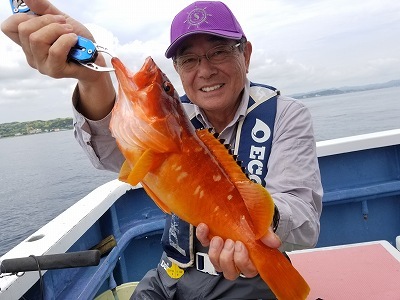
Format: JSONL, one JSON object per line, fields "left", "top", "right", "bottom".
{"left": 174, "top": 34, "right": 252, "bottom": 117}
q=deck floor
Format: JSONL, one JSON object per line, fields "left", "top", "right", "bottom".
{"left": 288, "top": 241, "right": 400, "bottom": 300}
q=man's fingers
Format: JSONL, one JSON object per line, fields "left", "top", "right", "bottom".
{"left": 260, "top": 226, "right": 282, "bottom": 249}
{"left": 219, "top": 239, "right": 240, "bottom": 280}
{"left": 208, "top": 236, "right": 224, "bottom": 272}
{"left": 23, "top": 0, "right": 64, "bottom": 16}
{"left": 1, "top": 14, "right": 33, "bottom": 45}
{"left": 18, "top": 15, "right": 67, "bottom": 64}
{"left": 196, "top": 223, "right": 210, "bottom": 247}
{"left": 30, "top": 22, "right": 74, "bottom": 67}
{"left": 233, "top": 241, "right": 258, "bottom": 278}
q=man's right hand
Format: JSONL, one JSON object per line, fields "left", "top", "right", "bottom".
{"left": 1, "top": 0, "right": 116, "bottom": 120}
{"left": 1, "top": 0, "right": 100, "bottom": 81}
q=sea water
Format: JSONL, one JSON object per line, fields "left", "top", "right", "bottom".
{"left": 0, "top": 131, "right": 115, "bottom": 256}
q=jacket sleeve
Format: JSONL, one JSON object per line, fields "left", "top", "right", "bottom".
{"left": 72, "top": 85, "right": 124, "bottom": 173}
{"left": 266, "top": 96, "right": 323, "bottom": 252}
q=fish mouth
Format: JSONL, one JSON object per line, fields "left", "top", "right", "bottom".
{"left": 200, "top": 84, "right": 224, "bottom": 92}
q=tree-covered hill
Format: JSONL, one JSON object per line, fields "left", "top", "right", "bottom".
{"left": 0, "top": 118, "right": 73, "bottom": 138}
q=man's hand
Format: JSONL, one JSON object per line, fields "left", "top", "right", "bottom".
{"left": 196, "top": 223, "right": 281, "bottom": 280}
{"left": 1, "top": 0, "right": 115, "bottom": 120}
{"left": 1, "top": 0, "right": 99, "bottom": 81}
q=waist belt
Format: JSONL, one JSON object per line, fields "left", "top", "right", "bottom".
{"left": 195, "top": 252, "right": 219, "bottom": 275}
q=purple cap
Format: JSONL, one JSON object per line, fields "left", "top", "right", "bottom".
{"left": 165, "top": 1, "right": 246, "bottom": 58}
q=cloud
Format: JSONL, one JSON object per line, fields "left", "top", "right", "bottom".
{"left": 0, "top": 0, "right": 399, "bottom": 122}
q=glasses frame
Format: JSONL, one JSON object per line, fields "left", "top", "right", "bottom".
{"left": 174, "top": 42, "right": 242, "bottom": 72}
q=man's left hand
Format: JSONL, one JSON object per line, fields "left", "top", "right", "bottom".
{"left": 196, "top": 223, "right": 281, "bottom": 280}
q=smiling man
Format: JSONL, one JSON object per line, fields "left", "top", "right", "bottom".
{"left": 1, "top": 1, "right": 322, "bottom": 299}
{"left": 172, "top": 34, "right": 250, "bottom": 134}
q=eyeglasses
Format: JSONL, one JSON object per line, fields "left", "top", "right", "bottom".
{"left": 175, "top": 43, "right": 242, "bottom": 72}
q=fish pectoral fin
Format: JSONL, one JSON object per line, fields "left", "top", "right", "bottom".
{"left": 119, "top": 152, "right": 170, "bottom": 213}
{"left": 119, "top": 149, "right": 163, "bottom": 186}
{"left": 236, "top": 181, "right": 275, "bottom": 239}
{"left": 119, "top": 160, "right": 132, "bottom": 182}
{"left": 142, "top": 182, "right": 171, "bottom": 214}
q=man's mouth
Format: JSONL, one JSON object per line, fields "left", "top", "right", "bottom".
{"left": 200, "top": 84, "right": 223, "bottom": 92}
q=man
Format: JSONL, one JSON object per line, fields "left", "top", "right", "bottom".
{"left": 2, "top": 1, "right": 322, "bottom": 299}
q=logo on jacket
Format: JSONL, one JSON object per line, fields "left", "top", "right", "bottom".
{"left": 169, "top": 214, "right": 186, "bottom": 256}
{"left": 247, "top": 118, "right": 271, "bottom": 184}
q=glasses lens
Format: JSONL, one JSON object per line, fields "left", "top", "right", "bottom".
{"left": 176, "top": 43, "right": 241, "bottom": 71}
{"left": 176, "top": 54, "right": 198, "bottom": 71}
{"left": 207, "top": 45, "right": 236, "bottom": 63}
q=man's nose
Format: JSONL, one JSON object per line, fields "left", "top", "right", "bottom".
{"left": 197, "top": 56, "right": 217, "bottom": 77}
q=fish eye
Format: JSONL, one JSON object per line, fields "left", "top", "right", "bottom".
{"left": 163, "top": 81, "right": 174, "bottom": 96}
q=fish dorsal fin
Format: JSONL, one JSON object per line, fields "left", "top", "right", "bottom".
{"left": 119, "top": 149, "right": 164, "bottom": 186}
{"left": 196, "top": 129, "right": 274, "bottom": 239}
{"left": 234, "top": 181, "right": 274, "bottom": 238}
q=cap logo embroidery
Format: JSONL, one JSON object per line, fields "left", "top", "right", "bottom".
{"left": 185, "top": 6, "right": 211, "bottom": 29}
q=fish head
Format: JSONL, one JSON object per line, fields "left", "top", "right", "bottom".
{"left": 110, "top": 57, "right": 191, "bottom": 154}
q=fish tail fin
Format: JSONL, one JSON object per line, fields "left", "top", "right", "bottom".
{"left": 250, "top": 241, "right": 310, "bottom": 300}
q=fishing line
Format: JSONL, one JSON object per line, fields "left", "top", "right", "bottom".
{"left": 29, "top": 255, "right": 44, "bottom": 300}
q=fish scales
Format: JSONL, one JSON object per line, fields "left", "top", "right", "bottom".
{"left": 109, "top": 56, "right": 310, "bottom": 299}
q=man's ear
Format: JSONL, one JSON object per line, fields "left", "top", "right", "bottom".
{"left": 173, "top": 61, "right": 179, "bottom": 73}
{"left": 244, "top": 41, "right": 252, "bottom": 73}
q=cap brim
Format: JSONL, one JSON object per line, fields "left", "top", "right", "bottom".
{"left": 165, "top": 30, "right": 243, "bottom": 58}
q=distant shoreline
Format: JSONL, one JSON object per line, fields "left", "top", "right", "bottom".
{"left": 290, "top": 79, "right": 400, "bottom": 99}
{"left": 0, "top": 128, "right": 73, "bottom": 139}
{"left": 0, "top": 118, "right": 73, "bottom": 139}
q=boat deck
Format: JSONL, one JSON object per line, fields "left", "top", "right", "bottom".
{"left": 288, "top": 240, "right": 400, "bottom": 299}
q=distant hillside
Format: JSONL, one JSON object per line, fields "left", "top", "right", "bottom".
{"left": 0, "top": 118, "right": 73, "bottom": 138}
{"left": 290, "top": 79, "right": 400, "bottom": 99}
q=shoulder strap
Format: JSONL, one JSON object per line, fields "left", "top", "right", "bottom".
{"left": 235, "top": 83, "right": 278, "bottom": 186}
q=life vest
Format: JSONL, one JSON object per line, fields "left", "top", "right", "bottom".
{"left": 161, "top": 83, "right": 279, "bottom": 267}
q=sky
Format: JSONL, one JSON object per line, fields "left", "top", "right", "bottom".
{"left": 0, "top": 0, "right": 399, "bottom": 123}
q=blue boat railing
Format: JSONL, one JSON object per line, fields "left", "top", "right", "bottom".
{"left": 316, "top": 129, "right": 400, "bottom": 247}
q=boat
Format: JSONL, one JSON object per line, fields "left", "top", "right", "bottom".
{"left": 1, "top": 129, "right": 400, "bottom": 299}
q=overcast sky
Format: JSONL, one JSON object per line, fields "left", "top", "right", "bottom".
{"left": 0, "top": 0, "right": 399, "bottom": 123}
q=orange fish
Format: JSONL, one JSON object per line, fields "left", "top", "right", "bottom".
{"left": 109, "top": 56, "right": 310, "bottom": 299}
